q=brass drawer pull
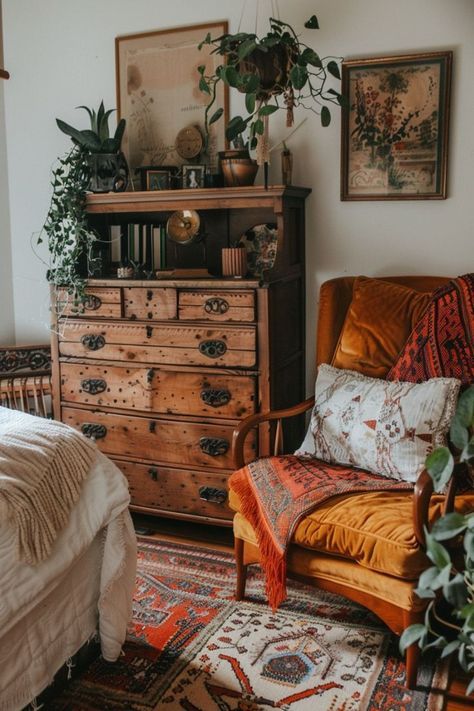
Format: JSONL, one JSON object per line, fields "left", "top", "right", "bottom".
{"left": 147, "top": 290, "right": 153, "bottom": 301}
{"left": 146, "top": 368, "right": 155, "bottom": 384}
{"left": 199, "top": 340, "right": 227, "bottom": 359}
{"left": 81, "top": 378, "right": 107, "bottom": 395}
{"left": 198, "top": 486, "right": 227, "bottom": 505}
{"left": 149, "top": 421, "right": 156, "bottom": 433}
{"left": 200, "top": 388, "right": 231, "bottom": 408}
{"left": 199, "top": 437, "right": 229, "bottom": 456}
{"left": 83, "top": 294, "right": 102, "bottom": 311}
{"left": 81, "top": 423, "right": 107, "bottom": 439}
{"left": 146, "top": 325, "right": 153, "bottom": 338}
{"left": 148, "top": 467, "right": 159, "bottom": 482}
{"left": 204, "top": 297, "right": 229, "bottom": 315}
{"left": 81, "top": 334, "right": 105, "bottom": 351}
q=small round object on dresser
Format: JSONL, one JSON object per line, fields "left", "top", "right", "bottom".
{"left": 175, "top": 126, "right": 203, "bottom": 160}
{"left": 166, "top": 209, "right": 201, "bottom": 245}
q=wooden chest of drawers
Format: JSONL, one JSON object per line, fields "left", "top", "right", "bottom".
{"left": 51, "top": 187, "right": 309, "bottom": 526}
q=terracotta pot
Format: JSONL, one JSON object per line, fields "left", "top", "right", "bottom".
{"left": 219, "top": 150, "right": 259, "bottom": 187}
{"left": 222, "top": 247, "right": 247, "bottom": 277}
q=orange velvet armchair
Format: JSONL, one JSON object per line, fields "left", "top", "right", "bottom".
{"left": 229, "top": 276, "right": 473, "bottom": 689}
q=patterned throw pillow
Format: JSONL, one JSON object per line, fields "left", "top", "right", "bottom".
{"left": 295, "top": 364, "right": 460, "bottom": 483}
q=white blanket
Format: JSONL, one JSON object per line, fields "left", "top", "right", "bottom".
{"left": 0, "top": 448, "right": 137, "bottom": 710}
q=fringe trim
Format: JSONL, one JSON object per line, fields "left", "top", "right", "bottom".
{"left": 0, "top": 434, "right": 95, "bottom": 565}
{"left": 229, "top": 468, "right": 287, "bottom": 611}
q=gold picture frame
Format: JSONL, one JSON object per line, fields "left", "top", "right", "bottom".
{"left": 341, "top": 51, "right": 452, "bottom": 200}
{"left": 116, "top": 21, "right": 229, "bottom": 186}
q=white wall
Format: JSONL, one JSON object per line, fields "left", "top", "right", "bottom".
{"left": 0, "top": 78, "right": 14, "bottom": 344}
{"left": 2, "top": 0, "right": 473, "bottom": 385}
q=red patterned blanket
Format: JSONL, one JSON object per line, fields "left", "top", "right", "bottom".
{"left": 229, "top": 456, "right": 413, "bottom": 610}
{"left": 387, "top": 273, "right": 474, "bottom": 385}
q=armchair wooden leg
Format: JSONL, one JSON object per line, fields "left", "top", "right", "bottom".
{"left": 405, "top": 642, "right": 421, "bottom": 690}
{"left": 402, "top": 609, "right": 423, "bottom": 689}
{"left": 234, "top": 537, "right": 248, "bottom": 601}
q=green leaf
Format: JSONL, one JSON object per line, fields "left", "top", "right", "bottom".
{"left": 461, "top": 435, "right": 474, "bottom": 463}
{"left": 301, "top": 48, "right": 322, "bottom": 68}
{"left": 455, "top": 386, "right": 474, "bottom": 428}
{"left": 246, "top": 92, "right": 256, "bottom": 114}
{"left": 199, "top": 77, "right": 211, "bottom": 94}
{"left": 198, "top": 32, "right": 211, "bottom": 50}
{"left": 425, "top": 530, "right": 452, "bottom": 569}
{"left": 399, "top": 624, "right": 427, "bottom": 653}
{"left": 208, "top": 107, "right": 224, "bottom": 125}
{"left": 418, "top": 565, "right": 443, "bottom": 590}
{"left": 197, "top": 64, "right": 206, "bottom": 75}
{"left": 254, "top": 118, "right": 264, "bottom": 135}
{"left": 114, "top": 118, "right": 126, "bottom": 149}
{"left": 327, "top": 60, "right": 341, "bottom": 80}
{"left": 77, "top": 105, "right": 97, "bottom": 132}
{"left": 290, "top": 64, "right": 308, "bottom": 90}
{"left": 432, "top": 512, "right": 467, "bottom": 541}
{"left": 258, "top": 104, "right": 279, "bottom": 116}
{"left": 224, "top": 65, "right": 241, "bottom": 88}
{"left": 466, "top": 676, "right": 474, "bottom": 696}
{"left": 450, "top": 416, "right": 469, "bottom": 451}
{"left": 240, "top": 73, "right": 260, "bottom": 94}
{"left": 37, "top": 237, "right": 43, "bottom": 245}
{"left": 443, "top": 573, "right": 468, "bottom": 607}
{"left": 441, "top": 639, "right": 461, "bottom": 658}
{"left": 238, "top": 38, "right": 257, "bottom": 60}
{"left": 304, "top": 15, "right": 319, "bottom": 29}
{"left": 225, "top": 115, "right": 248, "bottom": 141}
{"left": 426, "top": 446, "right": 454, "bottom": 492}
{"left": 321, "top": 106, "right": 331, "bottom": 127}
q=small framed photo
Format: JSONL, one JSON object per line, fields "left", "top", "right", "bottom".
{"left": 341, "top": 51, "right": 452, "bottom": 200}
{"left": 182, "top": 165, "right": 205, "bottom": 189}
{"left": 147, "top": 169, "right": 172, "bottom": 191}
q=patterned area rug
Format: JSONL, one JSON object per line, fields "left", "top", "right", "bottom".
{"left": 48, "top": 538, "right": 447, "bottom": 710}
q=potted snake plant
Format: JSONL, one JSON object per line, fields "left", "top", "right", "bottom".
{"left": 56, "top": 101, "right": 128, "bottom": 192}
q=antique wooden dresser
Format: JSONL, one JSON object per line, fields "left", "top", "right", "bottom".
{"left": 51, "top": 186, "right": 310, "bottom": 526}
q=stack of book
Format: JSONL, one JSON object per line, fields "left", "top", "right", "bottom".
{"left": 110, "top": 223, "right": 168, "bottom": 272}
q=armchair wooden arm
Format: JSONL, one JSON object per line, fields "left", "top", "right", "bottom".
{"left": 232, "top": 397, "right": 315, "bottom": 468}
{"left": 413, "top": 460, "right": 470, "bottom": 546}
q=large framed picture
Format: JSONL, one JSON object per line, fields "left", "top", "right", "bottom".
{"left": 341, "top": 51, "right": 452, "bottom": 200}
{"left": 116, "top": 22, "right": 228, "bottom": 185}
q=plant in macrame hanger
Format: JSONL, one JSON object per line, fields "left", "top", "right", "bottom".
{"left": 198, "top": 3, "right": 344, "bottom": 186}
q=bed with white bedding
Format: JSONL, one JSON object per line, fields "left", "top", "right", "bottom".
{"left": 0, "top": 407, "right": 137, "bottom": 711}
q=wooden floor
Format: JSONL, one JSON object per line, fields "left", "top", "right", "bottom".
{"left": 132, "top": 513, "right": 474, "bottom": 710}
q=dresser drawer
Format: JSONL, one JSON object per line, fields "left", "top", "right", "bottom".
{"left": 58, "top": 320, "right": 257, "bottom": 368}
{"left": 60, "top": 362, "right": 256, "bottom": 419}
{"left": 113, "top": 459, "right": 232, "bottom": 521}
{"left": 62, "top": 407, "right": 256, "bottom": 469}
{"left": 178, "top": 289, "right": 255, "bottom": 322}
{"left": 123, "top": 287, "right": 177, "bottom": 320}
{"left": 56, "top": 287, "right": 121, "bottom": 319}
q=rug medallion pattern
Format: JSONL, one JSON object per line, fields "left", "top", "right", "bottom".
{"left": 48, "top": 538, "right": 446, "bottom": 710}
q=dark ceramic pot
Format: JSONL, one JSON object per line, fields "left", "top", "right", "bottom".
{"left": 86, "top": 152, "right": 129, "bottom": 193}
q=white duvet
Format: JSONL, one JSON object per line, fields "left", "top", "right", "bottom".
{"left": 0, "top": 449, "right": 137, "bottom": 711}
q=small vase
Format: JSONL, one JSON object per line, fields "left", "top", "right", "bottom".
{"left": 85, "top": 152, "right": 129, "bottom": 193}
{"left": 222, "top": 247, "right": 247, "bottom": 277}
{"left": 219, "top": 149, "right": 259, "bottom": 187}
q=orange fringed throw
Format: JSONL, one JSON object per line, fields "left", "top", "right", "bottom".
{"left": 230, "top": 456, "right": 413, "bottom": 610}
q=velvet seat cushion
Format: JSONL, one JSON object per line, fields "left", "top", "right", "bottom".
{"left": 228, "top": 487, "right": 474, "bottom": 580}
{"left": 331, "top": 276, "right": 432, "bottom": 378}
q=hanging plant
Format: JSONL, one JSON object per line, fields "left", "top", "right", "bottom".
{"left": 37, "top": 145, "right": 97, "bottom": 312}
{"left": 198, "top": 15, "right": 343, "bottom": 162}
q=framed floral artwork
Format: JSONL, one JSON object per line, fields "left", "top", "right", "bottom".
{"left": 341, "top": 51, "right": 452, "bottom": 200}
{"left": 116, "top": 22, "right": 228, "bottom": 188}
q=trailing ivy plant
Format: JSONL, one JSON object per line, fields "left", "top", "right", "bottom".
{"left": 198, "top": 15, "right": 343, "bottom": 152}
{"left": 400, "top": 385, "right": 474, "bottom": 695}
{"left": 37, "top": 145, "right": 97, "bottom": 312}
